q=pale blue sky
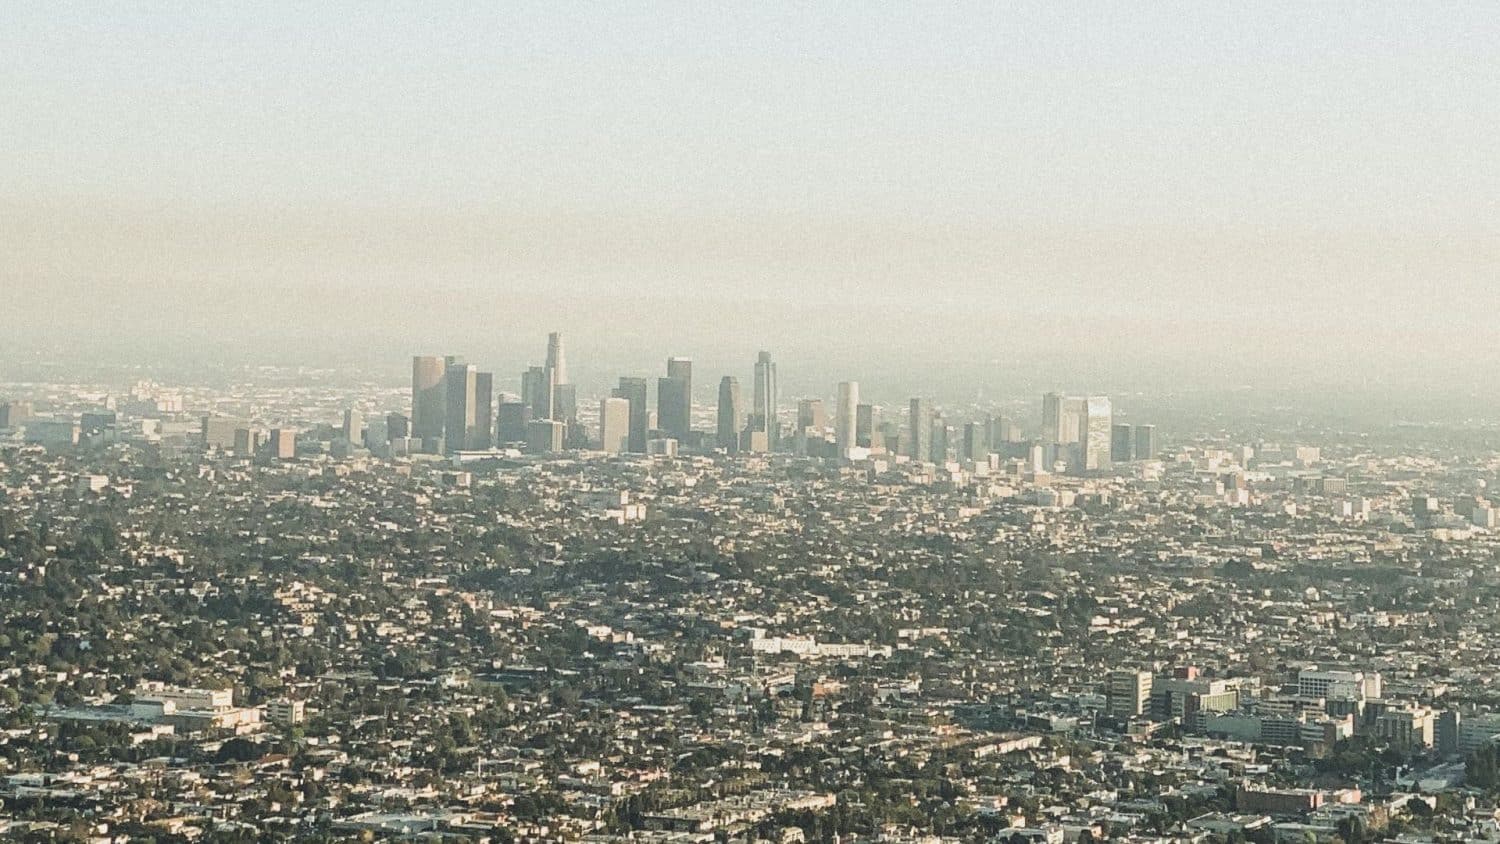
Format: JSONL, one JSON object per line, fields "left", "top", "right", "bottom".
{"left": 2, "top": 3, "right": 1498, "bottom": 386}
{"left": 5, "top": 3, "right": 1496, "bottom": 222}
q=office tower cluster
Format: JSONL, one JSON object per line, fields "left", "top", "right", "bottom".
{"left": 9, "top": 332, "right": 1162, "bottom": 475}
{"left": 1038, "top": 392, "right": 1157, "bottom": 473}
{"left": 396, "top": 337, "right": 1162, "bottom": 470}
{"left": 405, "top": 337, "right": 778, "bottom": 460}
{"left": 709, "top": 350, "right": 780, "bottom": 455}
{"left": 409, "top": 355, "right": 497, "bottom": 454}
{"left": 406, "top": 334, "right": 577, "bottom": 458}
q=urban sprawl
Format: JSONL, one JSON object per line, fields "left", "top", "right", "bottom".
{"left": 4, "top": 334, "right": 1500, "bottom": 844}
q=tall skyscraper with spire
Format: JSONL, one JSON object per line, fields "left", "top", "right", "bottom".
{"left": 547, "top": 332, "right": 578, "bottom": 426}
{"left": 751, "top": 351, "right": 778, "bottom": 447}
{"left": 546, "top": 332, "right": 567, "bottom": 386}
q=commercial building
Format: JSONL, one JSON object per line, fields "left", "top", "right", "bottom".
{"left": 527, "top": 419, "right": 566, "bottom": 454}
{"left": 716, "top": 377, "right": 742, "bottom": 453}
{"left": 909, "top": 398, "right": 931, "bottom": 463}
{"left": 750, "top": 351, "right": 778, "bottom": 447}
{"left": 835, "top": 381, "right": 858, "bottom": 455}
{"left": 411, "top": 356, "right": 447, "bottom": 448}
{"left": 599, "top": 397, "right": 631, "bottom": 455}
{"left": 1107, "top": 669, "right": 1153, "bottom": 719}
{"left": 612, "top": 377, "right": 649, "bottom": 453}
{"left": 657, "top": 358, "right": 692, "bottom": 443}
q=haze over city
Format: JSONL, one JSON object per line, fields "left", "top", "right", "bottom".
{"left": 4, "top": 3, "right": 1498, "bottom": 412}
{"left": 12, "top": 5, "right": 1500, "bottom": 843}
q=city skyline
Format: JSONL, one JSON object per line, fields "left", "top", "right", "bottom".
{"left": 365, "top": 332, "right": 1158, "bottom": 482}
{"left": 7, "top": 5, "right": 1500, "bottom": 840}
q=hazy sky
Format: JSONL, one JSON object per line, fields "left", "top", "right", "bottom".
{"left": 3, "top": 3, "right": 1498, "bottom": 394}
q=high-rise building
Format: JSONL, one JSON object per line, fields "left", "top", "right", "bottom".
{"left": 385, "top": 413, "right": 409, "bottom": 440}
{"left": 751, "top": 351, "right": 778, "bottom": 447}
{"left": 363, "top": 413, "right": 389, "bottom": 450}
{"left": 989, "top": 415, "right": 1022, "bottom": 444}
{"left": 856, "top": 403, "right": 879, "bottom": 449}
{"left": 654, "top": 357, "right": 692, "bottom": 442}
{"left": 545, "top": 332, "right": 577, "bottom": 438}
{"left": 526, "top": 419, "right": 565, "bottom": 454}
{"left": 1112, "top": 423, "right": 1134, "bottom": 463}
{"left": 1041, "top": 392, "right": 1063, "bottom": 444}
{"left": 546, "top": 332, "right": 568, "bottom": 386}
{"left": 411, "top": 356, "right": 447, "bottom": 447}
{"left": 553, "top": 383, "right": 577, "bottom": 425}
{"left": 1044, "top": 392, "right": 1089, "bottom": 444}
{"left": 880, "top": 420, "right": 902, "bottom": 455}
{"left": 1081, "top": 396, "right": 1113, "bottom": 472}
{"left": 1135, "top": 424, "right": 1158, "bottom": 460}
{"left": 963, "top": 421, "right": 989, "bottom": 462}
{"left": 341, "top": 408, "right": 363, "bottom": 445}
{"left": 599, "top": 397, "right": 630, "bottom": 454}
{"left": 612, "top": 377, "right": 649, "bottom": 453}
{"left": 908, "top": 398, "right": 931, "bottom": 462}
{"left": 496, "top": 401, "right": 530, "bottom": 444}
{"left": 268, "top": 428, "right": 297, "bottom": 461}
{"left": 522, "top": 365, "right": 555, "bottom": 421}
{"left": 444, "top": 362, "right": 478, "bottom": 452}
{"left": 716, "top": 376, "right": 742, "bottom": 453}
{"left": 835, "top": 382, "right": 859, "bottom": 454}
{"left": 667, "top": 357, "right": 692, "bottom": 388}
{"left": 233, "top": 427, "right": 260, "bottom": 456}
{"left": 797, "top": 399, "right": 827, "bottom": 434}
{"left": 201, "top": 415, "right": 244, "bottom": 450}
{"left": 930, "top": 415, "right": 950, "bottom": 464}
{"left": 1061, "top": 397, "right": 1086, "bottom": 444}
{"left": 473, "top": 372, "right": 494, "bottom": 449}
{"left": 741, "top": 428, "right": 770, "bottom": 453}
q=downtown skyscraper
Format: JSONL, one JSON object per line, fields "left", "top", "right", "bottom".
{"left": 522, "top": 365, "right": 555, "bottom": 421}
{"left": 546, "top": 332, "right": 577, "bottom": 435}
{"left": 751, "top": 351, "right": 778, "bottom": 447}
{"left": 716, "top": 376, "right": 742, "bottom": 453}
{"left": 909, "top": 397, "right": 931, "bottom": 463}
{"left": 657, "top": 357, "right": 692, "bottom": 442}
{"left": 546, "top": 331, "right": 567, "bottom": 385}
{"left": 612, "top": 376, "right": 649, "bottom": 453}
{"left": 443, "top": 360, "right": 478, "bottom": 453}
{"left": 411, "top": 356, "right": 446, "bottom": 450}
{"left": 855, "top": 403, "right": 879, "bottom": 449}
{"left": 1081, "top": 396, "right": 1113, "bottom": 472}
{"left": 599, "top": 397, "right": 630, "bottom": 454}
{"left": 835, "top": 381, "right": 859, "bottom": 455}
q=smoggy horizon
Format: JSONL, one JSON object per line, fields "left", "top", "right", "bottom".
{"left": 4, "top": 4, "right": 1497, "bottom": 408}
